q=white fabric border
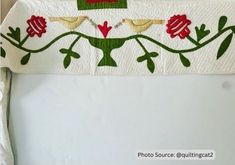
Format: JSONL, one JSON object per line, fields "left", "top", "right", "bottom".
{"left": 0, "top": 0, "right": 235, "bottom": 75}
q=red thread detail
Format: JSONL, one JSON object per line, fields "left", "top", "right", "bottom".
{"left": 98, "top": 21, "right": 112, "bottom": 38}
{"left": 166, "top": 14, "right": 191, "bottom": 39}
{"left": 26, "top": 15, "right": 47, "bottom": 38}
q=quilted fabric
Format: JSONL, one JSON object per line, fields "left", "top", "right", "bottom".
{"left": 0, "top": 0, "right": 235, "bottom": 75}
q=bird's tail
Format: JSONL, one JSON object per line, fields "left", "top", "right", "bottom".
{"left": 153, "top": 19, "right": 165, "bottom": 24}
{"left": 48, "top": 17, "right": 60, "bottom": 22}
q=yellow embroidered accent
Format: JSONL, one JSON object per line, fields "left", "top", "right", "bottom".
{"left": 122, "top": 19, "right": 164, "bottom": 33}
{"left": 49, "top": 16, "right": 88, "bottom": 30}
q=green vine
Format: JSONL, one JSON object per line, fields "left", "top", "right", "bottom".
{"left": 136, "top": 38, "right": 159, "bottom": 73}
{"left": 60, "top": 36, "right": 81, "bottom": 68}
{"left": 2, "top": 26, "right": 234, "bottom": 54}
{"left": 1, "top": 15, "right": 235, "bottom": 73}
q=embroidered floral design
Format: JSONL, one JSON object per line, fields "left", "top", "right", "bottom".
{"left": 98, "top": 21, "right": 112, "bottom": 38}
{"left": 166, "top": 14, "right": 191, "bottom": 39}
{"left": 27, "top": 15, "right": 47, "bottom": 37}
{"left": 1, "top": 15, "right": 235, "bottom": 73}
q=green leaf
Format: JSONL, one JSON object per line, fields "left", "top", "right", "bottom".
{"left": 137, "top": 52, "right": 158, "bottom": 73}
{"left": 60, "top": 48, "right": 80, "bottom": 58}
{"left": 137, "top": 52, "right": 158, "bottom": 63}
{"left": 1, "top": 47, "right": 6, "bottom": 58}
{"left": 195, "top": 24, "right": 210, "bottom": 42}
{"left": 64, "top": 55, "right": 71, "bottom": 69}
{"left": 147, "top": 59, "right": 155, "bottom": 73}
{"left": 21, "top": 53, "right": 31, "bottom": 65}
{"left": 137, "top": 55, "right": 147, "bottom": 62}
{"left": 217, "top": 33, "right": 233, "bottom": 59}
{"left": 59, "top": 48, "right": 68, "bottom": 54}
{"left": 232, "top": 27, "right": 235, "bottom": 33}
{"left": 149, "top": 52, "right": 159, "bottom": 58}
{"left": 218, "top": 16, "right": 227, "bottom": 31}
{"left": 179, "top": 53, "right": 191, "bottom": 67}
{"left": 7, "top": 27, "right": 21, "bottom": 42}
{"left": 60, "top": 48, "right": 80, "bottom": 68}
{"left": 69, "top": 51, "right": 80, "bottom": 59}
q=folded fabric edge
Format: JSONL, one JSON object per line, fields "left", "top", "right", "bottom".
{"left": 0, "top": 68, "right": 14, "bottom": 165}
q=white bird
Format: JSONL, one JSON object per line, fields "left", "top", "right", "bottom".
{"left": 49, "top": 16, "right": 88, "bottom": 30}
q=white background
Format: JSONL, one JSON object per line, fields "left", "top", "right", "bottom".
{"left": 1, "top": 0, "right": 235, "bottom": 165}
{"left": 9, "top": 74, "right": 235, "bottom": 165}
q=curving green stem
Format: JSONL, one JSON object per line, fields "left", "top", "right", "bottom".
{"left": 1, "top": 26, "right": 234, "bottom": 55}
{"left": 186, "top": 35, "right": 200, "bottom": 46}
{"left": 19, "top": 34, "right": 30, "bottom": 46}
{"left": 131, "top": 26, "right": 235, "bottom": 54}
{"left": 135, "top": 38, "right": 148, "bottom": 53}
{"left": 69, "top": 35, "right": 81, "bottom": 50}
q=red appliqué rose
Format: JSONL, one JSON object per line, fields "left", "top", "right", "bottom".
{"left": 26, "top": 15, "right": 47, "bottom": 37}
{"left": 166, "top": 14, "right": 191, "bottom": 39}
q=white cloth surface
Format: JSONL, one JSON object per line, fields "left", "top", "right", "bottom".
{"left": 1, "top": 1, "right": 16, "bottom": 164}
{"left": 1, "top": 0, "right": 235, "bottom": 74}
{"left": 0, "top": 69, "right": 14, "bottom": 165}
{"left": 9, "top": 73, "right": 235, "bottom": 165}
{"left": 0, "top": 1, "right": 235, "bottom": 165}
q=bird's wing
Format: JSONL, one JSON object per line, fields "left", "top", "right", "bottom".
{"left": 59, "top": 17, "right": 80, "bottom": 22}
{"left": 49, "top": 17, "right": 79, "bottom": 23}
{"left": 131, "top": 19, "right": 152, "bottom": 26}
{"left": 48, "top": 17, "right": 87, "bottom": 30}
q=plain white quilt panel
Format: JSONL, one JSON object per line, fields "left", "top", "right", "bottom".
{"left": 9, "top": 74, "right": 235, "bottom": 165}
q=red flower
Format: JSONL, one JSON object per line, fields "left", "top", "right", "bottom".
{"left": 166, "top": 14, "right": 191, "bottom": 39}
{"left": 26, "top": 15, "right": 47, "bottom": 37}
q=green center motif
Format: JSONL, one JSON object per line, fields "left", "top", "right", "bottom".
{"left": 1, "top": 16, "right": 235, "bottom": 74}
{"left": 89, "top": 38, "right": 125, "bottom": 66}
{"left": 77, "top": 0, "right": 128, "bottom": 10}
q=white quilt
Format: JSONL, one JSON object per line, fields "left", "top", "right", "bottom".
{"left": 1, "top": 0, "right": 235, "bottom": 75}
{"left": 0, "top": 0, "right": 235, "bottom": 164}
{"left": 8, "top": 74, "right": 235, "bottom": 165}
